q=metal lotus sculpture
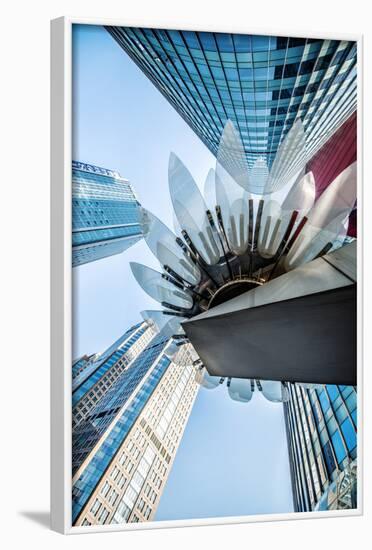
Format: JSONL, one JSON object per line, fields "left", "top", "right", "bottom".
{"left": 131, "top": 119, "right": 356, "bottom": 403}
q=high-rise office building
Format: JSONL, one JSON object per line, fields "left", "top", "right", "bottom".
{"left": 106, "top": 28, "right": 356, "bottom": 173}
{"left": 72, "top": 160, "right": 142, "bottom": 267}
{"left": 284, "top": 383, "right": 357, "bottom": 512}
{"left": 72, "top": 354, "right": 97, "bottom": 381}
{"left": 72, "top": 324, "right": 199, "bottom": 526}
{"left": 72, "top": 321, "right": 157, "bottom": 429}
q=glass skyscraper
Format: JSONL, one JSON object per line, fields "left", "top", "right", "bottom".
{"left": 106, "top": 28, "right": 356, "bottom": 172}
{"left": 72, "top": 160, "right": 142, "bottom": 267}
{"left": 72, "top": 321, "right": 157, "bottom": 429}
{"left": 72, "top": 322, "right": 199, "bottom": 526}
{"left": 284, "top": 383, "right": 357, "bottom": 512}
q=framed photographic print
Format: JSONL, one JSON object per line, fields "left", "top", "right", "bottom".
{"left": 51, "top": 16, "right": 362, "bottom": 534}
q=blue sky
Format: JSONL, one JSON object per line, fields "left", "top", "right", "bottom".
{"left": 72, "top": 24, "right": 294, "bottom": 520}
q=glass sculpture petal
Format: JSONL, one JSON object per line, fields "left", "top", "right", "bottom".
{"left": 281, "top": 171, "right": 316, "bottom": 217}
{"left": 140, "top": 310, "right": 186, "bottom": 336}
{"left": 285, "top": 163, "right": 356, "bottom": 270}
{"left": 140, "top": 208, "right": 201, "bottom": 285}
{"left": 172, "top": 210, "right": 183, "bottom": 237}
{"left": 265, "top": 119, "right": 307, "bottom": 194}
{"left": 195, "top": 367, "right": 220, "bottom": 389}
{"left": 306, "top": 162, "right": 357, "bottom": 230}
{"left": 216, "top": 120, "right": 252, "bottom": 192}
{"left": 141, "top": 309, "right": 170, "bottom": 332}
{"left": 259, "top": 380, "right": 287, "bottom": 402}
{"left": 169, "top": 153, "right": 222, "bottom": 264}
{"left": 215, "top": 165, "right": 250, "bottom": 255}
{"left": 257, "top": 200, "right": 284, "bottom": 258}
{"left": 164, "top": 340, "right": 192, "bottom": 364}
{"left": 250, "top": 157, "right": 269, "bottom": 194}
{"left": 204, "top": 168, "right": 219, "bottom": 226}
{"left": 228, "top": 378, "right": 253, "bottom": 403}
{"left": 130, "top": 262, "right": 193, "bottom": 309}
{"left": 284, "top": 212, "right": 348, "bottom": 271}
{"left": 330, "top": 216, "right": 350, "bottom": 252}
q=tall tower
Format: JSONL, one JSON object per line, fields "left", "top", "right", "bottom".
{"left": 284, "top": 383, "right": 357, "bottom": 512}
{"left": 72, "top": 321, "right": 157, "bottom": 430}
{"left": 72, "top": 324, "right": 199, "bottom": 526}
{"left": 72, "top": 160, "right": 142, "bottom": 267}
{"left": 106, "top": 28, "right": 357, "bottom": 173}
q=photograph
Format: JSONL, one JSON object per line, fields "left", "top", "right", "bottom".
{"left": 70, "top": 23, "right": 358, "bottom": 528}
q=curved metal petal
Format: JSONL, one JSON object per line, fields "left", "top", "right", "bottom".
{"left": 284, "top": 163, "right": 356, "bottom": 270}
{"left": 195, "top": 367, "right": 221, "bottom": 389}
{"left": 216, "top": 120, "right": 251, "bottom": 192}
{"left": 250, "top": 157, "right": 269, "bottom": 194}
{"left": 259, "top": 380, "right": 287, "bottom": 402}
{"left": 228, "top": 378, "right": 253, "bottom": 403}
{"left": 307, "top": 162, "right": 357, "bottom": 230}
{"left": 284, "top": 213, "right": 348, "bottom": 271}
{"left": 140, "top": 310, "right": 186, "bottom": 337}
{"left": 281, "top": 171, "right": 316, "bottom": 217}
{"left": 140, "top": 208, "right": 200, "bottom": 285}
{"left": 141, "top": 310, "right": 170, "bottom": 332}
{"left": 164, "top": 340, "right": 192, "bottom": 364}
{"left": 204, "top": 168, "right": 219, "bottom": 226}
{"left": 215, "top": 165, "right": 250, "bottom": 255}
{"left": 330, "top": 216, "right": 350, "bottom": 252}
{"left": 130, "top": 262, "right": 193, "bottom": 310}
{"left": 265, "top": 119, "right": 307, "bottom": 194}
{"left": 169, "top": 153, "right": 222, "bottom": 264}
{"left": 257, "top": 200, "right": 284, "bottom": 258}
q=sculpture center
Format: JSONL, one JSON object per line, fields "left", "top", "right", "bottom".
{"left": 207, "top": 278, "right": 262, "bottom": 310}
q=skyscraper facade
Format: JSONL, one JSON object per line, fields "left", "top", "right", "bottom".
{"left": 72, "top": 160, "right": 142, "bottom": 267}
{"left": 106, "top": 28, "right": 356, "bottom": 173}
{"left": 72, "top": 354, "right": 97, "bottom": 381}
{"left": 72, "top": 324, "right": 199, "bottom": 526}
{"left": 72, "top": 321, "right": 157, "bottom": 429}
{"left": 284, "top": 383, "right": 357, "bottom": 512}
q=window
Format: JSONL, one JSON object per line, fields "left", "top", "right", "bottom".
{"left": 114, "top": 501, "right": 131, "bottom": 523}
{"left": 340, "top": 417, "right": 357, "bottom": 451}
{"left": 100, "top": 481, "right": 110, "bottom": 497}
{"left": 98, "top": 507, "right": 109, "bottom": 524}
{"left": 90, "top": 499, "right": 101, "bottom": 516}
{"left": 331, "top": 430, "right": 347, "bottom": 464}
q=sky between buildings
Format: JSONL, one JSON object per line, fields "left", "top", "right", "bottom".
{"left": 72, "top": 23, "right": 294, "bottom": 519}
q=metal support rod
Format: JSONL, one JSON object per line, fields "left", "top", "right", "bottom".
{"left": 285, "top": 216, "right": 308, "bottom": 253}
{"left": 161, "top": 272, "right": 206, "bottom": 301}
{"left": 163, "top": 264, "right": 194, "bottom": 287}
{"left": 277, "top": 211, "right": 299, "bottom": 255}
{"left": 207, "top": 209, "right": 233, "bottom": 280}
{"left": 252, "top": 199, "right": 264, "bottom": 251}
{"left": 215, "top": 205, "right": 232, "bottom": 254}
{"left": 175, "top": 236, "right": 199, "bottom": 266}
{"left": 161, "top": 301, "right": 193, "bottom": 317}
{"left": 248, "top": 199, "right": 254, "bottom": 250}
{"left": 181, "top": 230, "right": 219, "bottom": 286}
{"left": 314, "top": 242, "right": 333, "bottom": 259}
{"left": 181, "top": 230, "right": 200, "bottom": 258}
{"left": 268, "top": 210, "right": 299, "bottom": 281}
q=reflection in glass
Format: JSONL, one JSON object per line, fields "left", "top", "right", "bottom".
{"left": 130, "top": 262, "right": 193, "bottom": 310}
{"left": 194, "top": 367, "right": 221, "bottom": 389}
{"left": 169, "top": 153, "right": 222, "bottom": 264}
{"left": 140, "top": 208, "right": 201, "bottom": 285}
{"left": 260, "top": 380, "right": 288, "bottom": 402}
{"left": 228, "top": 378, "right": 253, "bottom": 402}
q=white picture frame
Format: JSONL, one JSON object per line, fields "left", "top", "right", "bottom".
{"left": 51, "top": 16, "right": 363, "bottom": 534}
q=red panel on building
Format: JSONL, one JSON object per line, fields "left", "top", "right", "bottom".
{"left": 306, "top": 111, "right": 357, "bottom": 236}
